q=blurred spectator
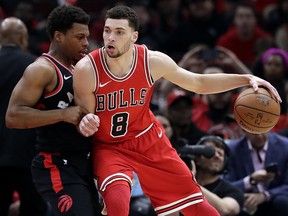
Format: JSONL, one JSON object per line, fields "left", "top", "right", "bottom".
{"left": 192, "top": 65, "right": 244, "bottom": 140}
{"left": 217, "top": 2, "right": 272, "bottom": 68}
{"left": 131, "top": 1, "right": 160, "bottom": 50}
{"left": 275, "top": 23, "right": 288, "bottom": 52}
{"left": 252, "top": 48, "right": 288, "bottom": 131}
{"left": 224, "top": 132, "right": 288, "bottom": 216}
{"left": 157, "top": 44, "right": 208, "bottom": 110}
{"left": 262, "top": 0, "right": 288, "bottom": 35}
{"left": 0, "top": 0, "right": 21, "bottom": 16}
{"left": 0, "top": 17, "right": 49, "bottom": 216}
{"left": 221, "top": 0, "right": 241, "bottom": 24}
{"left": 153, "top": 0, "right": 188, "bottom": 60}
{"left": 160, "top": 0, "right": 228, "bottom": 61}
{"left": 13, "top": 1, "right": 50, "bottom": 55}
{"left": 155, "top": 110, "right": 194, "bottom": 171}
{"left": 166, "top": 90, "right": 207, "bottom": 146}
{"left": 177, "top": 44, "right": 209, "bottom": 72}
{"left": 215, "top": 46, "right": 252, "bottom": 74}
{"left": 0, "top": 6, "right": 5, "bottom": 21}
{"left": 246, "top": 0, "right": 277, "bottom": 16}
{"left": 194, "top": 136, "right": 244, "bottom": 216}
{"left": 177, "top": 45, "right": 252, "bottom": 74}
{"left": 158, "top": 44, "right": 251, "bottom": 108}
{"left": 253, "top": 37, "right": 276, "bottom": 59}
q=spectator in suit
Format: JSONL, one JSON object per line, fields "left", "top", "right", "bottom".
{"left": 0, "top": 17, "right": 49, "bottom": 216}
{"left": 224, "top": 131, "right": 288, "bottom": 216}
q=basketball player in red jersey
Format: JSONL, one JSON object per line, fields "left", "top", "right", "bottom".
{"left": 73, "top": 5, "right": 281, "bottom": 216}
{"left": 6, "top": 5, "right": 101, "bottom": 216}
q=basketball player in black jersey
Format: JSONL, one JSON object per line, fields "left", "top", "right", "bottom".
{"left": 6, "top": 5, "right": 101, "bottom": 216}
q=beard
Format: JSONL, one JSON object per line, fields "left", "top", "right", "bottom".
{"left": 105, "top": 41, "right": 131, "bottom": 58}
{"left": 201, "top": 164, "right": 225, "bottom": 175}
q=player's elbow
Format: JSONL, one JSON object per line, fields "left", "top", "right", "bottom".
{"left": 5, "top": 108, "right": 22, "bottom": 128}
{"left": 6, "top": 110, "right": 16, "bottom": 128}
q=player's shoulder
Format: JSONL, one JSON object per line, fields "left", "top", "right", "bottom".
{"left": 24, "top": 57, "right": 56, "bottom": 77}
{"left": 148, "top": 49, "right": 167, "bottom": 59}
{"left": 74, "top": 55, "right": 91, "bottom": 71}
{"left": 147, "top": 50, "right": 174, "bottom": 66}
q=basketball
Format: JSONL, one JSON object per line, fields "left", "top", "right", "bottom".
{"left": 233, "top": 87, "right": 280, "bottom": 134}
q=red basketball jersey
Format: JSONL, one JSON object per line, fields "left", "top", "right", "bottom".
{"left": 87, "top": 44, "right": 156, "bottom": 144}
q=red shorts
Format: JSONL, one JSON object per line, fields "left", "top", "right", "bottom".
{"left": 92, "top": 122, "right": 204, "bottom": 215}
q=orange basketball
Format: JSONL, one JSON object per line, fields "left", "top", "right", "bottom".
{"left": 233, "top": 87, "right": 280, "bottom": 134}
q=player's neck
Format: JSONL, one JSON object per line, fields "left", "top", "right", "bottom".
{"left": 48, "top": 46, "right": 73, "bottom": 69}
{"left": 196, "top": 172, "right": 219, "bottom": 185}
{"left": 105, "top": 46, "right": 134, "bottom": 78}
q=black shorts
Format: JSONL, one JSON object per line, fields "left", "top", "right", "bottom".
{"left": 31, "top": 151, "right": 101, "bottom": 216}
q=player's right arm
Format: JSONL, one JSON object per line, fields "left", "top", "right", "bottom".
{"left": 148, "top": 50, "right": 281, "bottom": 103}
{"left": 6, "top": 59, "right": 84, "bottom": 129}
{"left": 73, "top": 56, "right": 100, "bottom": 137}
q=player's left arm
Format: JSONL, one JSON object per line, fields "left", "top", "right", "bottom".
{"left": 73, "top": 57, "right": 100, "bottom": 137}
{"left": 73, "top": 57, "right": 96, "bottom": 113}
{"left": 149, "top": 51, "right": 281, "bottom": 102}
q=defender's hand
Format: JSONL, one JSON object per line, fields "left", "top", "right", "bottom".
{"left": 63, "top": 106, "right": 87, "bottom": 125}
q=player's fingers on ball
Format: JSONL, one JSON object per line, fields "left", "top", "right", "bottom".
{"left": 249, "top": 80, "right": 258, "bottom": 91}
{"left": 267, "top": 87, "right": 279, "bottom": 102}
{"left": 273, "top": 88, "right": 282, "bottom": 103}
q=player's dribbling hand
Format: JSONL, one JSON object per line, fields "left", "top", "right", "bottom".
{"left": 79, "top": 113, "right": 100, "bottom": 137}
{"left": 249, "top": 75, "right": 282, "bottom": 103}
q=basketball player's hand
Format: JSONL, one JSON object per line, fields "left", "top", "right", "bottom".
{"left": 63, "top": 106, "right": 87, "bottom": 125}
{"left": 249, "top": 75, "right": 282, "bottom": 103}
{"left": 79, "top": 113, "right": 100, "bottom": 137}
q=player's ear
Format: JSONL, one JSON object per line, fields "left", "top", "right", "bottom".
{"left": 54, "top": 31, "right": 63, "bottom": 43}
{"left": 132, "top": 31, "right": 138, "bottom": 43}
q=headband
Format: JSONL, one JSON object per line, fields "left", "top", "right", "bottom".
{"left": 262, "top": 48, "right": 288, "bottom": 70}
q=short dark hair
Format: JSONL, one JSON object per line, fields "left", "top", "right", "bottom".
{"left": 105, "top": 5, "right": 139, "bottom": 31}
{"left": 46, "top": 5, "right": 90, "bottom": 40}
{"left": 197, "top": 135, "right": 229, "bottom": 157}
{"left": 234, "top": 2, "right": 257, "bottom": 18}
{"left": 197, "top": 135, "right": 230, "bottom": 174}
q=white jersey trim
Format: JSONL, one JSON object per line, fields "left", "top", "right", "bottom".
{"left": 135, "top": 123, "right": 154, "bottom": 138}
{"left": 155, "top": 192, "right": 203, "bottom": 215}
{"left": 99, "top": 173, "right": 133, "bottom": 192}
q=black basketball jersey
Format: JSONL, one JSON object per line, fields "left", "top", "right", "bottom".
{"left": 35, "top": 54, "right": 91, "bottom": 152}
